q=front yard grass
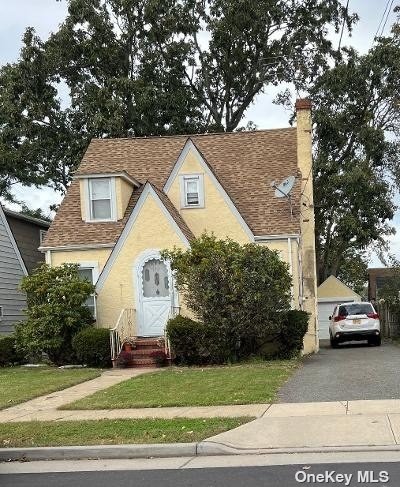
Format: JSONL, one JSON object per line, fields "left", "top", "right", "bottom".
{"left": 62, "top": 360, "right": 298, "bottom": 410}
{"left": 0, "top": 417, "right": 251, "bottom": 447}
{"left": 0, "top": 367, "right": 101, "bottom": 409}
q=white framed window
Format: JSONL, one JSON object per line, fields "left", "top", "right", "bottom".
{"left": 86, "top": 177, "right": 116, "bottom": 222}
{"left": 77, "top": 262, "right": 99, "bottom": 318}
{"left": 39, "top": 229, "right": 47, "bottom": 245}
{"left": 180, "top": 174, "right": 204, "bottom": 208}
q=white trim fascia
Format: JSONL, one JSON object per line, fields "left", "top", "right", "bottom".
{"left": 164, "top": 138, "right": 254, "bottom": 242}
{"left": 0, "top": 205, "right": 28, "bottom": 276}
{"left": 255, "top": 234, "right": 300, "bottom": 241}
{"left": 96, "top": 183, "right": 191, "bottom": 291}
{"left": 317, "top": 297, "right": 360, "bottom": 303}
{"left": 85, "top": 177, "right": 117, "bottom": 223}
{"left": 74, "top": 172, "right": 140, "bottom": 187}
{"left": 39, "top": 243, "right": 115, "bottom": 252}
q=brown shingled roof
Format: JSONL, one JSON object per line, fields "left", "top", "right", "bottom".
{"left": 44, "top": 129, "right": 300, "bottom": 248}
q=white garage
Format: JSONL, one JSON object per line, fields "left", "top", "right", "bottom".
{"left": 317, "top": 275, "right": 362, "bottom": 340}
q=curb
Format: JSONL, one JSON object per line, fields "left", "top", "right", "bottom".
{"left": 3, "top": 442, "right": 400, "bottom": 462}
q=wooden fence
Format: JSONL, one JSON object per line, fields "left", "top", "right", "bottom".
{"left": 377, "top": 302, "right": 400, "bottom": 338}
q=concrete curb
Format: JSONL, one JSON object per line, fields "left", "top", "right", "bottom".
{"left": 3, "top": 442, "right": 400, "bottom": 462}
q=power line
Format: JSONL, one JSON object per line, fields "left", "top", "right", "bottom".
{"left": 373, "top": 0, "right": 392, "bottom": 44}
{"left": 380, "top": 0, "right": 394, "bottom": 37}
{"left": 338, "top": 0, "right": 350, "bottom": 51}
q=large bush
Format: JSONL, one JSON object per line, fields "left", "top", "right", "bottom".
{"left": 277, "top": 310, "right": 309, "bottom": 359}
{"left": 15, "top": 263, "right": 95, "bottom": 365}
{"left": 163, "top": 234, "right": 292, "bottom": 362}
{"left": 72, "top": 327, "right": 111, "bottom": 367}
{"left": 0, "top": 335, "right": 24, "bottom": 366}
{"left": 166, "top": 315, "right": 228, "bottom": 365}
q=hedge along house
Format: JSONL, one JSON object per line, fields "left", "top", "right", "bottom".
{"left": 40, "top": 99, "right": 318, "bottom": 366}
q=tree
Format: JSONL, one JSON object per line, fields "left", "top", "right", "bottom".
{"left": 162, "top": 234, "right": 292, "bottom": 360}
{"left": 15, "top": 263, "right": 95, "bottom": 364}
{"left": 309, "top": 39, "right": 400, "bottom": 285}
{"left": 19, "top": 203, "right": 52, "bottom": 222}
{"left": 0, "top": 0, "right": 355, "bottom": 198}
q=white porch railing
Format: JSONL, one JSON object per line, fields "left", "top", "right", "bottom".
{"left": 164, "top": 306, "right": 180, "bottom": 359}
{"left": 110, "top": 308, "right": 136, "bottom": 361}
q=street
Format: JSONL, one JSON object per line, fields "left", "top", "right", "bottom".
{"left": 1, "top": 462, "right": 400, "bottom": 487}
{"left": 2, "top": 453, "right": 400, "bottom": 487}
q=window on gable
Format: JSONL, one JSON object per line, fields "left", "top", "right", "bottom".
{"left": 77, "top": 266, "right": 96, "bottom": 318}
{"left": 39, "top": 229, "right": 47, "bottom": 245}
{"left": 88, "top": 178, "right": 113, "bottom": 221}
{"left": 181, "top": 175, "right": 204, "bottom": 208}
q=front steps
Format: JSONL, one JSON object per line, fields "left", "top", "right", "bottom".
{"left": 118, "top": 337, "right": 167, "bottom": 368}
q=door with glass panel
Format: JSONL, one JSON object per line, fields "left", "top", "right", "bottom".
{"left": 138, "top": 258, "right": 171, "bottom": 336}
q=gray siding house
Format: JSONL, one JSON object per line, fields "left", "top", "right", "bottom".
{"left": 0, "top": 205, "right": 50, "bottom": 334}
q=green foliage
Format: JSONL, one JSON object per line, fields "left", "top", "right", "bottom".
{"left": 277, "top": 310, "right": 309, "bottom": 359}
{"left": 309, "top": 38, "right": 400, "bottom": 284}
{"left": 0, "top": 0, "right": 355, "bottom": 199}
{"left": 15, "top": 263, "right": 95, "bottom": 365}
{"left": 0, "top": 335, "right": 24, "bottom": 367}
{"left": 72, "top": 327, "right": 111, "bottom": 368}
{"left": 163, "top": 234, "right": 292, "bottom": 363}
{"left": 166, "top": 315, "right": 218, "bottom": 365}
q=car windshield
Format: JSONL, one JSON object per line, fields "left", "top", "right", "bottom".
{"left": 338, "top": 303, "right": 374, "bottom": 317}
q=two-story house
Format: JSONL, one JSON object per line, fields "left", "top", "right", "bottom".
{"left": 40, "top": 99, "right": 319, "bottom": 363}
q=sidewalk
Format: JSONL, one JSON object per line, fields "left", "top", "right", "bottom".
{"left": 2, "top": 368, "right": 400, "bottom": 453}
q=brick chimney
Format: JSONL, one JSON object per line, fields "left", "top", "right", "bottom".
{"left": 295, "top": 98, "right": 319, "bottom": 354}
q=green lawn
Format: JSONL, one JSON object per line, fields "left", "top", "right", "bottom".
{"left": 62, "top": 361, "right": 298, "bottom": 409}
{"left": 0, "top": 367, "right": 101, "bottom": 409}
{"left": 0, "top": 417, "right": 251, "bottom": 447}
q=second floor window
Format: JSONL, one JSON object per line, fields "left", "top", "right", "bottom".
{"left": 89, "top": 178, "right": 112, "bottom": 220}
{"left": 181, "top": 174, "right": 204, "bottom": 208}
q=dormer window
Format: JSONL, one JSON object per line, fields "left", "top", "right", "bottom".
{"left": 180, "top": 174, "right": 204, "bottom": 208}
{"left": 87, "top": 177, "right": 116, "bottom": 222}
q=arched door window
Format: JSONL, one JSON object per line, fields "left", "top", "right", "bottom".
{"left": 142, "top": 259, "right": 170, "bottom": 297}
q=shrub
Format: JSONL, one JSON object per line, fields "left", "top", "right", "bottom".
{"left": 72, "top": 327, "right": 112, "bottom": 367}
{"left": 15, "top": 263, "right": 95, "bottom": 365}
{"left": 166, "top": 315, "right": 232, "bottom": 365}
{"left": 0, "top": 335, "right": 24, "bottom": 366}
{"left": 277, "top": 310, "right": 310, "bottom": 359}
{"left": 162, "top": 234, "right": 292, "bottom": 362}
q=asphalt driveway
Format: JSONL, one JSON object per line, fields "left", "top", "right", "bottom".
{"left": 278, "top": 341, "right": 400, "bottom": 403}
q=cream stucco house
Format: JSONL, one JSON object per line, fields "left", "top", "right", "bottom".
{"left": 40, "top": 99, "right": 318, "bottom": 364}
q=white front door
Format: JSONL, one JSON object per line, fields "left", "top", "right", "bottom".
{"left": 137, "top": 256, "right": 172, "bottom": 336}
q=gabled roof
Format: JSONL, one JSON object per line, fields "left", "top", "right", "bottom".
{"left": 318, "top": 275, "right": 361, "bottom": 300}
{"left": 4, "top": 208, "right": 51, "bottom": 228}
{"left": 44, "top": 129, "right": 301, "bottom": 248}
{"left": 0, "top": 204, "right": 28, "bottom": 276}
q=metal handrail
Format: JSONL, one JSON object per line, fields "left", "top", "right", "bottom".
{"left": 110, "top": 308, "right": 136, "bottom": 361}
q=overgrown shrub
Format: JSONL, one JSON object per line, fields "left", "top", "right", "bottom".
{"left": 166, "top": 315, "right": 208, "bottom": 365}
{"left": 72, "top": 327, "right": 112, "bottom": 367}
{"left": 0, "top": 335, "right": 24, "bottom": 366}
{"left": 15, "top": 263, "right": 95, "bottom": 365}
{"left": 276, "top": 309, "right": 309, "bottom": 359}
{"left": 163, "top": 234, "right": 292, "bottom": 363}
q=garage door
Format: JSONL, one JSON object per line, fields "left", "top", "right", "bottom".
{"left": 318, "top": 300, "right": 354, "bottom": 340}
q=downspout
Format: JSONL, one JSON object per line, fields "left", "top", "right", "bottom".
{"left": 287, "top": 237, "right": 294, "bottom": 308}
{"left": 45, "top": 250, "right": 52, "bottom": 266}
{"left": 296, "top": 237, "right": 304, "bottom": 310}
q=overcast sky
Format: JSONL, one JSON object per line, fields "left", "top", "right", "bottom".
{"left": 1, "top": 0, "right": 398, "bottom": 265}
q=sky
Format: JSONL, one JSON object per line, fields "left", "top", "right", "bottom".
{"left": 0, "top": 0, "right": 398, "bottom": 265}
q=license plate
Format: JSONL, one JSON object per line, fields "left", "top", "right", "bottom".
{"left": 353, "top": 319, "right": 361, "bottom": 324}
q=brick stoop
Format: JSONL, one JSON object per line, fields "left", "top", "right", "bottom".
{"left": 119, "top": 337, "right": 167, "bottom": 368}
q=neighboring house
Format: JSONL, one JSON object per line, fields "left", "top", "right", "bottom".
{"left": 317, "top": 275, "right": 361, "bottom": 340}
{"left": 3, "top": 209, "right": 50, "bottom": 274}
{"left": 0, "top": 206, "right": 50, "bottom": 335}
{"left": 368, "top": 267, "right": 397, "bottom": 302}
{"left": 40, "top": 99, "right": 319, "bottom": 360}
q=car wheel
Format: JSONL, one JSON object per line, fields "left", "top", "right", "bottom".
{"left": 375, "top": 336, "right": 382, "bottom": 346}
{"left": 330, "top": 335, "right": 339, "bottom": 348}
